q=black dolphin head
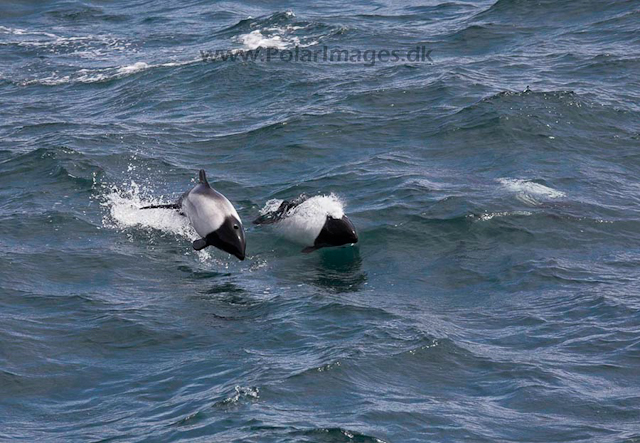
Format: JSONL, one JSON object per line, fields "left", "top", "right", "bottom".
{"left": 205, "top": 216, "right": 246, "bottom": 260}
{"left": 313, "top": 214, "right": 358, "bottom": 249}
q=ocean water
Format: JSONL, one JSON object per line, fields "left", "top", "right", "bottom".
{"left": 1, "top": 0, "right": 640, "bottom": 441}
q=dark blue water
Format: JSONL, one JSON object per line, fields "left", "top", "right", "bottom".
{"left": 1, "top": 1, "right": 640, "bottom": 441}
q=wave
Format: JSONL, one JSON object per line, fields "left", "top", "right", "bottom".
{"left": 46, "top": 4, "right": 128, "bottom": 23}
{"left": 289, "top": 427, "right": 388, "bottom": 443}
{"left": 445, "top": 22, "right": 538, "bottom": 53}
{"left": 472, "top": 88, "right": 639, "bottom": 125}
{"left": 0, "top": 147, "right": 102, "bottom": 187}
{"left": 471, "top": 0, "right": 634, "bottom": 26}
{"left": 438, "top": 88, "right": 595, "bottom": 139}
{"left": 213, "top": 385, "right": 260, "bottom": 408}
{"left": 587, "top": 9, "right": 640, "bottom": 30}
{"left": 0, "top": 26, "right": 132, "bottom": 58}
{"left": 217, "top": 11, "right": 298, "bottom": 35}
{"left": 5, "top": 10, "right": 348, "bottom": 87}
{"left": 1, "top": 24, "right": 200, "bottom": 86}
{"left": 19, "top": 58, "right": 200, "bottom": 86}
{"left": 471, "top": 210, "right": 533, "bottom": 222}
{"left": 406, "top": 2, "right": 480, "bottom": 14}
{"left": 0, "top": 25, "right": 59, "bottom": 39}
{"left": 214, "top": 11, "right": 347, "bottom": 50}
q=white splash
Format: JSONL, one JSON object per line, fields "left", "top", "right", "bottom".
{"left": 21, "top": 58, "right": 199, "bottom": 86}
{"left": 498, "top": 178, "right": 565, "bottom": 206}
{"left": 236, "top": 30, "right": 288, "bottom": 50}
{"left": 101, "top": 181, "right": 189, "bottom": 235}
{"left": 260, "top": 198, "right": 285, "bottom": 215}
{"left": 100, "top": 180, "right": 211, "bottom": 261}
{"left": 229, "top": 385, "right": 259, "bottom": 403}
{"left": 0, "top": 25, "right": 58, "bottom": 38}
{"left": 475, "top": 210, "right": 533, "bottom": 221}
{"left": 117, "top": 62, "right": 149, "bottom": 74}
{"left": 234, "top": 12, "right": 315, "bottom": 51}
{"left": 261, "top": 194, "right": 345, "bottom": 246}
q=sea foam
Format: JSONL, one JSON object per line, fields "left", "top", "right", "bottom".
{"left": 100, "top": 180, "right": 212, "bottom": 261}
{"left": 498, "top": 178, "right": 565, "bottom": 206}
{"left": 237, "top": 30, "right": 289, "bottom": 50}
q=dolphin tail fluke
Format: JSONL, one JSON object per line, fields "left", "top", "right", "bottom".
{"left": 198, "top": 169, "right": 210, "bottom": 186}
{"left": 140, "top": 203, "right": 180, "bottom": 210}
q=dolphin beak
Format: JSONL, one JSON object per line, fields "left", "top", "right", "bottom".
{"left": 342, "top": 215, "right": 359, "bottom": 244}
{"left": 230, "top": 228, "right": 246, "bottom": 261}
{"left": 223, "top": 230, "right": 246, "bottom": 261}
{"left": 234, "top": 240, "right": 246, "bottom": 261}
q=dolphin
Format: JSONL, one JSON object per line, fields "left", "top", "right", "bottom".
{"left": 253, "top": 194, "right": 358, "bottom": 253}
{"left": 142, "top": 170, "right": 246, "bottom": 260}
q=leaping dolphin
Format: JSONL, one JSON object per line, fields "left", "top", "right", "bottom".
{"left": 142, "top": 170, "right": 246, "bottom": 260}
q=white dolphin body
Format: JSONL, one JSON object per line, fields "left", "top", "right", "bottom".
{"left": 143, "top": 170, "right": 246, "bottom": 260}
{"left": 253, "top": 194, "right": 358, "bottom": 253}
{"left": 181, "top": 181, "right": 242, "bottom": 240}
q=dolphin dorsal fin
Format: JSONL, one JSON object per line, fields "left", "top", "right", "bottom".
{"left": 198, "top": 169, "right": 210, "bottom": 187}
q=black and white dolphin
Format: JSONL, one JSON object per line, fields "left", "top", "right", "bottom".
{"left": 253, "top": 194, "right": 358, "bottom": 253}
{"left": 142, "top": 170, "right": 246, "bottom": 260}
